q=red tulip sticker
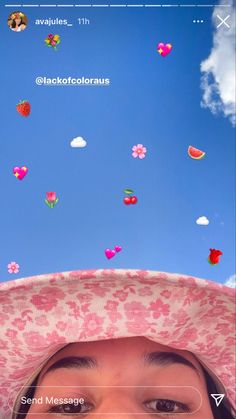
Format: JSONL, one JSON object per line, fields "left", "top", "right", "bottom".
{"left": 208, "top": 249, "right": 223, "bottom": 265}
{"left": 45, "top": 192, "right": 59, "bottom": 208}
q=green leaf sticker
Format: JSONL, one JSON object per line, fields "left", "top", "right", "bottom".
{"left": 124, "top": 189, "right": 134, "bottom": 195}
{"left": 45, "top": 199, "right": 51, "bottom": 207}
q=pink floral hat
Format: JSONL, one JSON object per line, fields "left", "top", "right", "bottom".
{"left": 0, "top": 269, "right": 235, "bottom": 418}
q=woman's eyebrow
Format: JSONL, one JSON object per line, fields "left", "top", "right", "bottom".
{"left": 143, "top": 352, "right": 199, "bottom": 373}
{"left": 43, "top": 353, "right": 199, "bottom": 378}
{"left": 44, "top": 356, "right": 98, "bottom": 375}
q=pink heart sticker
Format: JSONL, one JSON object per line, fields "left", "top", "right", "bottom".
{"left": 105, "top": 249, "right": 116, "bottom": 259}
{"left": 157, "top": 43, "right": 172, "bottom": 57}
{"left": 114, "top": 245, "right": 122, "bottom": 253}
{"left": 13, "top": 166, "right": 28, "bottom": 180}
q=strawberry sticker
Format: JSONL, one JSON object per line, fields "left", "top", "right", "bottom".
{"left": 16, "top": 100, "right": 31, "bottom": 117}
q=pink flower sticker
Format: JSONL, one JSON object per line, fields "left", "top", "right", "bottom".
{"left": 45, "top": 192, "right": 59, "bottom": 208}
{"left": 7, "top": 262, "right": 19, "bottom": 274}
{"left": 132, "top": 144, "right": 147, "bottom": 159}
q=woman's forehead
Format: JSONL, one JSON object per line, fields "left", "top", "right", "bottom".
{"left": 39, "top": 337, "right": 203, "bottom": 379}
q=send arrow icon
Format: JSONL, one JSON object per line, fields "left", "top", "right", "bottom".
{"left": 211, "top": 394, "right": 225, "bottom": 407}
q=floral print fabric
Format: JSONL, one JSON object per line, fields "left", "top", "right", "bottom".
{"left": 0, "top": 269, "right": 235, "bottom": 418}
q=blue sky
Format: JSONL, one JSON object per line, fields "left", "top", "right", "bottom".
{"left": 0, "top": 1, "right": 235, "bottom": 284}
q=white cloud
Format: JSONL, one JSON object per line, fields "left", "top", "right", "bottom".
{"left": 196, "top": 216, "right": 209, "bottom": 225}
{"left": 70, "top": 136, "right": 87, "bottom": 148}
{"left": 200, "top": 0, "right": 236, "bottom": 126}
{"left": 224, "top": 274, "right": 236, "bottom": 288}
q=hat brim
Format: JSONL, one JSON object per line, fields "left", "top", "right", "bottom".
{"left": 0, "top": 269, "right": 235, "bottom": 418}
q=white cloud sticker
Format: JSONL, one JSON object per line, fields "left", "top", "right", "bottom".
{"left": 196, "top": 216, "right": 210, "bottom": 226}
{"left": 70, "top": 136, "right": 87, "bottom": 148}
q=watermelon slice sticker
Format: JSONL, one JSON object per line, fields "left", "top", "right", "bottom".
{"left": 188, "top": 146, "right": 205, "bottom": 160}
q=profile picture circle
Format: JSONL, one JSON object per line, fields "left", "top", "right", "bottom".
{"left": 7, "top": 11, "right": 28, "bottom": 32}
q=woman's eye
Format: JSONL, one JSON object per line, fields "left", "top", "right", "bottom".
{"left": 48, "top": 401, "right": 93, "bottom": 415}
{"left": 144, "top": 398, "right": 190, "bottom": 414}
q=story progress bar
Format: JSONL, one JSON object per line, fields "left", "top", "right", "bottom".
{"left": 4, "top": 3, "right": 232, "bottom": 8}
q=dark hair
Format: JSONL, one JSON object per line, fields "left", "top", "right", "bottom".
{"left": 15, "top": 369, "right": 235, "bottom": 418}
{"left": 10, "top": 18, "right": 23, "bottom": 29}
